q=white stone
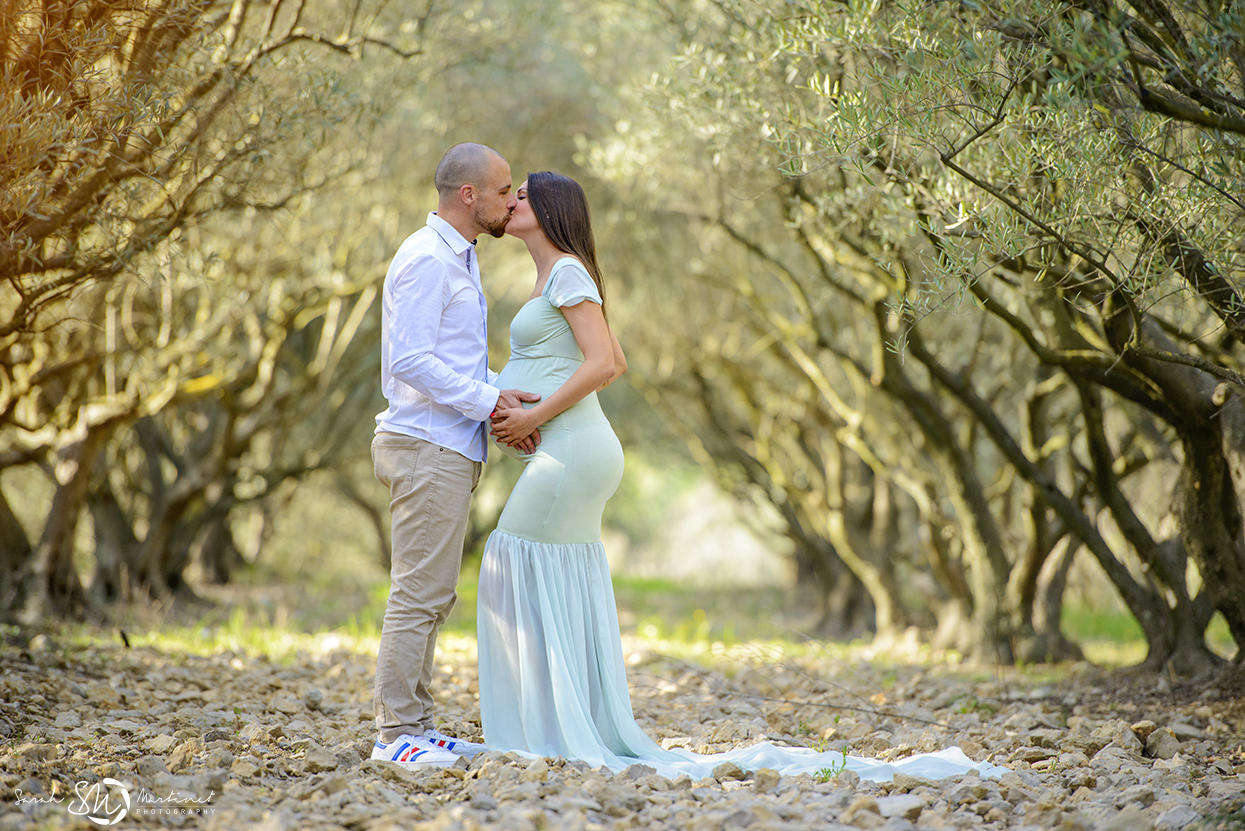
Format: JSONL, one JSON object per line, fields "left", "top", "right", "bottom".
{"left": 1156, "top": 805, "right": 1202, "bottom": 830}
{"left": 53, "top": 712, "right": 82, "bottom": 730}
{"left": 876, "top": 793, "right": 924, "bottom": 821}
{"left": 1095, "top": 804, "right": 1155, "bottom": 831}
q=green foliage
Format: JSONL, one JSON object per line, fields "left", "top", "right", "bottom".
{"left": 604, "top": 453, "right": 700, "bottom": 548}
{"left": 0, "top": 0, "right": 650, "bottom": 619}
{"left": 813, "top": 749, "right": 850, "bottom": 782}
{"left": 0, "top": 0, "right": 437, "bottom": 617}
{"left": 584, "top": 0, "right": 1245, "bottom": 670}
{"left": 1063, "top": 603, "right": 1146, "bottom": 644}
{"left": 8, "top": 0, "right": 1244, "bottom": 678}
{"left": 955, "top": 697, "right": 1000, "bottom": 716}
{"left": 801, "top": 0, "right": 1244, "bottom": 323}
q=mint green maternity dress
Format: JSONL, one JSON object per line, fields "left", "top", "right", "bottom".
{"left": 477, "top": 259, "right": 1001, "bottom": 782}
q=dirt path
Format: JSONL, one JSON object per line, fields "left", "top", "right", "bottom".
{"left": 1, "top": 631, "right": 1242, "bottom": 830}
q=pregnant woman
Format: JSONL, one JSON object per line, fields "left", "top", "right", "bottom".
{"left": 477, "top": 171, "right": 999, "bottom": 782}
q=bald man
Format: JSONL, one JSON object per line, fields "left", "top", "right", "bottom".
{"left": 371, "top": 143, "right": 539, "bottom": 767}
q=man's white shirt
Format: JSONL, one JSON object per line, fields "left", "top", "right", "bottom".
{"left": 376, "top": 212, "right": 500, "bottom": 462}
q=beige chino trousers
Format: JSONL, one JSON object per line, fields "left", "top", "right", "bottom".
{"left": 372, "top": 433, "right": 481, "bottom": 742}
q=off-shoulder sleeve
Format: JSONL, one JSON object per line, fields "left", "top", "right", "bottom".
{"left": 544, "top": 259, "right": 602, "bottom": 308}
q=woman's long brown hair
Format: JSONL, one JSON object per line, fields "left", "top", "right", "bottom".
{"left": 526, "top": 171, "right": 607, "bottom": 317}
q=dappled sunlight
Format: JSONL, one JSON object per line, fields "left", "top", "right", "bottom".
{"left": 6, "top": 616, "right": 1243, "bottom": 829}
{"left": 3, "top": 0, "right": 1244, "bottom": 826}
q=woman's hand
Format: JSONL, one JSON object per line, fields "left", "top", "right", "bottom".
{"left": 490, "top": 406, "right": 543, "bottom": 446}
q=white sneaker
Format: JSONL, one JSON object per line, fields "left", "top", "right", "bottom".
{"left": 423, "top": 728, "right": 487, "bottom": 757}
{"left": 370, "top": 734, "right": 458, "bottom": 767}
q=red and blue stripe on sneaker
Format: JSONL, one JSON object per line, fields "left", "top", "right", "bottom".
{"left": 376, "top": 739, "right": 434, "bottom": 763}
{"left": 426, "top": 736, "right": 462, "bottom": 752}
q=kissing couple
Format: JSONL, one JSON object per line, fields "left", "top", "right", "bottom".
{"left": 367, "top": 142, "right": 1001, "bottom": 783}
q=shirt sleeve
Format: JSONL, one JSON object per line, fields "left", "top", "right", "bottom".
{"left": 544, "top": 260, "right": 602, "bottom": 308}
{"left": 387, "top": 253, "right": 500, "bottom": 421}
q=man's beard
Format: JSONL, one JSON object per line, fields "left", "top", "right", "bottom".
{"left": 477, "top": 207, "right": 511, "bottom": 239}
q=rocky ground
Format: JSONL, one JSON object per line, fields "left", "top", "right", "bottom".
{"left": 1, "top": 629, "right": 1243, "bottom": 831}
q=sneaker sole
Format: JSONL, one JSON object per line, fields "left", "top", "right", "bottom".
{"left": 388, "top": 757, "right": 454, "bottom": 768}
{"left": 370, "top": 745, "right": 457, "bottom": 768}
{"left": 424, "top": 739, "right": 487, "bottom": 757}
{"left": 370, "top": 752, "right": 455, "bottom": 768}
{"left": 427, "top": 745, "right": 485, "bottom": 757}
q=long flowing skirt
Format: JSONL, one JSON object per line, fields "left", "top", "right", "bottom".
{"left": 477, "top": 529, "right": 1002, "bottom": 782}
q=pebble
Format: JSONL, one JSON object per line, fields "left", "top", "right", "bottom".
{"left": 754, "top": 767, "right": 781, "bottom": 793}
{"left": 52, "top": 712, "right": 81, "bottom": 730}
{"left": 304, "top": 747, "right": 340, "bottom": 773}
{"left": 1098, "top": 803, "right": 1155, "bottom": 830}
{"left": 15, "top": 743, "right": 58, "bottom": 762}
{"left": 876, "top": 793, "right": 924, "bottom": 820}
{"left": 136, "top": 754, "right": 170, "bottom": 776}
{"left": 1155, "top": 804, "right": 1202, "bottom": 829}
{"left": 1146, "top": 729, "right": 1181, "bottom": 760}
{"left": 147, "top": 733, "right": 180, "bottom": 754}
{"left": 1, "top": 640, "right": 1241, "bottom": 831}
{"left": 712, "top": 761, "right": 748, "bottom": 781}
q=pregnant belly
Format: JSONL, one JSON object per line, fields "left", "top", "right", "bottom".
{"left": 494, "top": 358, "right": 565, "bottom": 402}
{"left": 492, "top": 358, "right": 608, "bottom": 459}
{"left": 493, "top": 359, "right": 567, "bottom": 459}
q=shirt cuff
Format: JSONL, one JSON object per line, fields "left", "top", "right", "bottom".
{"left": 469, "top": 384, "right": 501, "bottom": 422}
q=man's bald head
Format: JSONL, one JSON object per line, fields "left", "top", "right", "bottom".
{"left": 435, "top": 143, "right": 504, "bottom": 200}
{"left": 432, "top": 143, "right": 515, "bottom": 240}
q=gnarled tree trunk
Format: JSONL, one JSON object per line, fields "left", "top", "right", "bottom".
{"left": 88, "top": 483, "right": 139, "bottom": 603}
{"left": 20, "top": 421, "right": 116, "bottom": 622}
{"left": 0, "top": 484, "right": 33, "bottom": 619}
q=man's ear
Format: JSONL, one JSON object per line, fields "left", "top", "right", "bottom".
{"left": 459, "top": 182, "right": 476, "bottom": 206}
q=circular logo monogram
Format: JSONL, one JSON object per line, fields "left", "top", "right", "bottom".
{"left": 67, "top": 778, "right": 130, "bottom": 826}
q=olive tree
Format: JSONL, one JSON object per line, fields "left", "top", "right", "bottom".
{"left": 0, "top": 0, "right": 522, "bottom": 620}
{"left": 796, "top": 0, "right": 1245, "bottom": 670}
{"left": 590, "top": 0, "right": 1242, "bottom": 669}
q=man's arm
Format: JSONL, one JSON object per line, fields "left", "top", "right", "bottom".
{"left": 388, "top": 253, "right": 543, "bottom": 450}
{"left": 388, "top": 254, "right": 499, "bottom": 421}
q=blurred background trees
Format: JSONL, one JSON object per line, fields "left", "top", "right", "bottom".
{"left": 2, "top": 0, "right": 1240, "bottom": 673}
{"left": 0, "top": 0, "right": 530, "bottom": 618}
{"left": 593, "top": 0, "right": 1242, "bottom": 672}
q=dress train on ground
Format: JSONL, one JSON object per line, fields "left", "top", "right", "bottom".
{"left": 477, "top": 529, "right": 1004, "bottom": 783}
{"left": 478, "top": 259, "right": 1002, "bottom": 782}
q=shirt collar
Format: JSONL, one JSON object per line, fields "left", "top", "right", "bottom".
{"left": 427, "top": 212, "right": 476, "bottom": 257}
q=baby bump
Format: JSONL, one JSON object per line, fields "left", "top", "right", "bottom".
{"left": 492, "top": 359, "right": 599, "bottom": 458}
{"left": 497, "top": 409, "right": 624, "bottom": 544}
{"left": 492, "top": 359, "right": 567, "bottom": 460}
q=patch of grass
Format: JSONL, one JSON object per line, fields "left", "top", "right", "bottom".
{"left": 120, "top": 606, "right": 380, "bottom": 663}
{"left": 60, "top": 608, "right": 485, "bottom": 671}
{"left": 807, "top": 735, "right": 830, "bottom": 753}
{"left": 1063, "top": 603, "right": 1148, "bottom": 668}
{"left": 1063, "top": 604, "right": 1238, "bottom": 665}
{"left": 1197, "top": 806, "right": 1245, "bottom": 830}
{"left": 611, "top": 575, "right": 793, "bottom": 645}
{"left": 955, "top": 697, "right": 999, "bottom": 716}
{"left": 1079, "top": 639, "right": 1149, "bottom": 668}
{"left": 1063, "top": 604, "right": 1145, "bottom": 643}
{"left": 813, "top": 749, "right": 849, "bottom": 783}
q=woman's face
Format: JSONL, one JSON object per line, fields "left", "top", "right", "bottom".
{"left": 505, "top": 180, "right": 540, "bottom": 239}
